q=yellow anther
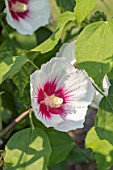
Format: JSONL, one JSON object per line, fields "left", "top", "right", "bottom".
{"left": 12, "top": 2, "right": 28, "bottom": 13}
{"left": 45, "top": 95, "right": 63, "bottom": 108}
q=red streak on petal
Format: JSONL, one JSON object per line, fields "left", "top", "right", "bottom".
{"left": 18, "top": 0, "right": 28, "bottom": 4}
{"left": 10, "top": 0, "right": 28, "bottom": 4}
{"left": 49, "top": 106, "right": 64, "bottom": 115}
{"left": 17, "top": 10, "right": 29, "bottom": 19}
{"left": 55, "top": 88, "right": 75, "bottom": 104}
{"left": 37, "top": 88, "right": 45, "bottom": 104}
{"left": 10, "top": 10, "right": 19, "bottom": 21}
{"left": 11, "top": 0, "right": 16, "bottom": 3}
{"left": 44, "top": 80, "right": 57, "bottom": 96}
{"left": 40, "top": 104, "right": 51, "bottom": 118}
{"left": 8, "top": 0, "right": 29, "bottom": 21}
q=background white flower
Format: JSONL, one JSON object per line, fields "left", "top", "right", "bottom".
{"left": 57, "top": 41, "right": 110, "bottom": 109}
{"left": 5, "top": 0, "right": 51, "bottom": 35}
{"left": 30, "top": 58, "right": 95, "bottom": 132}
{"left": 90, "top": 75, "right": 110, "bottom": 108}
{"left": 56, "top": 41, "right": 76, "bottom": 65}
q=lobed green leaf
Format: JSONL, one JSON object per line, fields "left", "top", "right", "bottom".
{"left": 5, "top": 128, "right": 51, "bottom": 170}
{"left": 86, "top": 127, "right": 113, "bottom": 170}
{"left": 76, "top": 20, "right": 113, "bottom": 87}
{"left": 95, "top": 81, "right": 113, "bottom": 145}
{"left": 74, "top": 0, "right": 97, "bottom": 24}
{"left": 0, "top": 56, "right": 28, "bottom": 84}
{"left": 47, "top": 131, "right": 75, "bottom": 166}
{"left": 31, "top": 12, "right": 75, "bottom": 53}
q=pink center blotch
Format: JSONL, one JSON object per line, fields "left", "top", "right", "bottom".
{"left": 8, "top": 0, "right": 29, "bottom": 21}
{"left": 36, "top": 79, "right": 72, "bottom": 119}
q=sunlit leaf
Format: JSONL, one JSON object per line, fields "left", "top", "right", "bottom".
{"left": 0, "top": 39, "right": 23, "bottom": 60}
{"left": 5, "top": 128, "right": 51, "bottom": 170}
{"left": 0, "top": 56, "right": 28, "bottom": 84}
{"left": 13, "top": 62, "right": 34, "bottom": 96}
{"left": 74, "top": 0, "right": 97, "bottom": 24}
{"left": 31, "top": 12, "right": 75, "bottom": 53}
{"left": 86, "top": 127, "right": 113, "bottom": 170}
{"left": 76, "top": 20, "right": 113, "bottom": 87}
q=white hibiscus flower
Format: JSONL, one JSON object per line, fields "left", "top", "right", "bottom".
{"left": 30, "top": 58, "right": 95, "bottom": 132}
{"left": 4, "top": 0, "right": 51, "bottom": 35}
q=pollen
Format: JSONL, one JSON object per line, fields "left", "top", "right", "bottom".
{"left": 45, "top": 95, "right": 63, "bottom": 108}
{"left": 12, "top": 2, "right": 28, "bottom": 13}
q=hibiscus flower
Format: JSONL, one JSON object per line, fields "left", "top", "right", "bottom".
{"left": 4, "top": 0, "right": 51, "bottom": 35}
{"left": 30, "top": 58, "right": 95, "bottom": 132}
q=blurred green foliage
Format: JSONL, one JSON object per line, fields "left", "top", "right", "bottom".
{"left": 0, "top": 0, "right": 113, "bottom": 170}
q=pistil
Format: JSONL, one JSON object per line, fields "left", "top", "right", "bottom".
{"left": 12, "top": 2, "right": 28, "bottom": 13}
{"left": 45, "top": 95, "right": 63, "bottom": 108}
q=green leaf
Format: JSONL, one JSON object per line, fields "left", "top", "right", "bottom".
{"left": 31, "top": 12, "right": 75, "bottom": 53}
{"left": 13, "top": 62, "right": 34, "bottom": 96}
{"left": 95, "top": 82, "right": 113, "bottom": 145}
{"left": 49, "top": 161, "right": 67, "bottom": 170}
{"left": 0, "top": 39, "right": 23, "bottom": 60}
{"left": 14, "top": 33, "right": 37, "bottom": 50}
{"left": 5, "top": 128, "right": 51, "bottom": 170}
{"left": 0, "top": 56, "right": 28, "bottom": 84}
{"left": 1, "top": 90, "right": 18, "bottom": 114}
{"left": 56, "top": 0, "right": 76, "bottom": 12}
{"left": 108, "top": 68, "right": 113, "bottom": 80}
{"left": 0, "top": 79, "right": 18, "bottom": 114}
{"left": 14, "top": 83, "right": 31, "bottom": 106}
{"left": 47, "top": 131, "right": 75, "bottom": 166}
{"left": 74, "top": 0, "right": 97, "bottom": 24}
{"left": 35, "top": 27, "right": 52, "bottom": 46}
{"left": 76, "top": 20, "right": 113, "bottom": 87}
{"left": 0, "top": 95, "right": 2, "bottom": 130}
{"left": 0, "top": 0, "right": 4, "bottom": 12}
{"left": 108, "top": 56, "right": 113, "bottom": 80}
{"left": 85, "top": 127, "right": 113, "bottom": 170}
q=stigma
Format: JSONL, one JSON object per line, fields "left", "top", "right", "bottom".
{"left": 45, "top": 95, "right": 63, "bottom": 108}
{"left": 12, "top": 2, "right": 28, "bottom": 13}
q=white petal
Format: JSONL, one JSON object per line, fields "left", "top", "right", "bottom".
{"left": 55, "top": 107, "right": 87, "bottom": 132}
{"left": 57, "top": 68, "right": 95, "bottom": 107}
{"left": 30, "top": 69, "right": 49, "bottom": 99}
{"left": 4, "top": 0, "right": 51, "bottom": 35}
{"left": 41, "top": 57, "right": 76, "bottom": 89}
{"left": 12, "top": 19, "right": 34, "bottom": 35}
{"left": 103, "top": 75, "right": 111, "bottom": 94}
{"left": 90, "top": 91, "right": 102, "bottom": 109}
{"left": 30, "top": 58, "right": 76, "bottom": 102}
{"left": 56, "top": 41, "right": 76, "bottom": 65}
{"left": 90, "top": 75, "right": 110, "bottom": 109}
{"left": 33, "top": 103, "right": 63, "bottom": 128}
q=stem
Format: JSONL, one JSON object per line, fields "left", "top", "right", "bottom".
{"left": 92, "top": 82, "right": 106, "bottom": 97}
{"left": 0, "top": 108, "right": 33, "bottom": 139}
{"left": 28, "top": 60, "right": 39, "bottom": 70}
{"left": 29, "top": 111, "right": 34, "bottom": 130}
